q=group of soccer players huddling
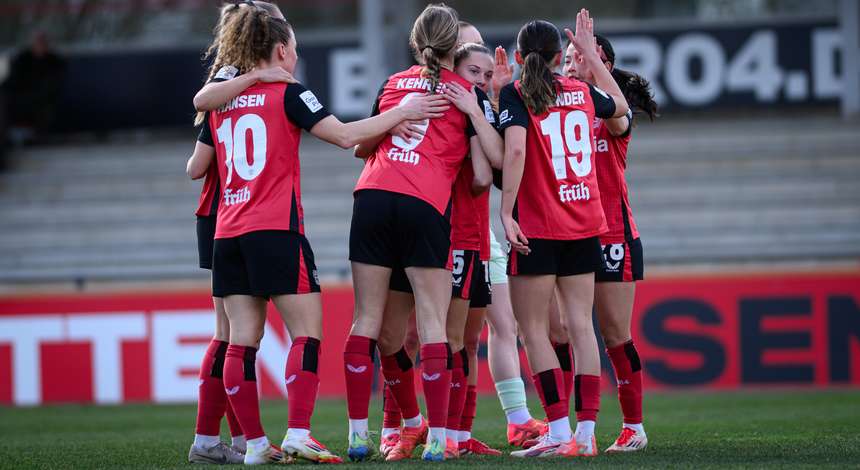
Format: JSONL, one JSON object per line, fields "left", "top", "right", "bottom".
{"left": 184, "top": 0, "right": 658, "bottom": 465}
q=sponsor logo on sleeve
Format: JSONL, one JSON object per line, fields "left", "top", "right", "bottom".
{"left": 299, "top": 90, "right": 323, "bottom": 113}
{"left": 483, "top": 100, "right": 495, "bottom": 124}
{"left": 214, "top": 65, "right": 238, "bottom": 81}
{"left": 499, "top": 109, "right": 511, "bottom": 125}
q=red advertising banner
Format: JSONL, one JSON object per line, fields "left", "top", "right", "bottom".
{"left": 0, "top": 273, "right": 858, "bottom": 405}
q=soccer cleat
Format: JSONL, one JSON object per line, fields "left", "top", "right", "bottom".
{"left": 507, "top": 418, "right": 546, "bottom": 448}
{"left": 421, "top": 435, "right": 446, "bottom": 462}
{"left": 444, "top": 438, "right": 459, "bottom": 459}
{"left": 282, "top": 435, "right": 343, "bottom": 464}
{"left": 347, "top": 432, "right": 374, "bottom": 462}
{"left": 510, "top": 433, "right": 562, "bottom": 458}
{"left": 557, "top": 435, "right": 598, "bottom": 457}
{"left": 243, "top": 443, "right": 284, "bottom": 465}
{"left": 188, "top": 442, "right": 246, "bottom": 464}
{"left": 386, "top": 420, "right": 428, "bottom": 461}
{"left": 379, "top": 432, "right": 401, "bottom": 458}
{"left": 458, "top": 438, "right": 502, "bottom": 456}
{"left": 605, "top": 427, "right": 648, "bottom": 453}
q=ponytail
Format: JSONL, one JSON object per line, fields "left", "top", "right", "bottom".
{"left": 410, "top": 3, "right": 460, "bottom": 92}
{"left": 520, "top": 51, "right": 558, "bottom": 115}
{"left": 515, "top": 20, "right": 561, "bottom": 116}
{"left": 611, "top": 67, "right": 658, "bottom": 122}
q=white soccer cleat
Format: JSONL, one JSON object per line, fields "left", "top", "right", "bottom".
{"left": 605, "top": 427, "right": 648, "bottom": 453}
{"left": 243, "top": 443, "right": 284, "bottom": 465}
{"left": 188, "top": 441, "right": 245, "bottom": 464}
{"left": 510, "top": 433, "right": 563, "bottom": 458}
{"left": 281, "top": 435, "right": 343, "bottom": 464}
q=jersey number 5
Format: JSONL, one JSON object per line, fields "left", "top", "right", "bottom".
{"left": 539, "top": 110, "right": 592, "bottom": 180}
{"left": 216, "top": 114, "right": 267, "bottom": 185}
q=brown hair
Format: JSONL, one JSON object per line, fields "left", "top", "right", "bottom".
{"left": 454, "top": 42, "right": 491, "bottom": 67}
{"left": 195, "top": 1, "right": 286, "bottom": 125}
{"left": 517, "top": 20, "right": 561, "bottom": 115}
{"left": 410, "top": 3, "right": 459, "bottom": 92}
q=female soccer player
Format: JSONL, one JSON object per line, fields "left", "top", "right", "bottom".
{"left": 563, "top": 33, "right": 657, "bottom": 453}
{"left": 184, "top": 2, "right": 287, "bottom": 464}
{"left": 190, "top": 6, "right": 448, "bottom": 464}
{"left": 498, "top": 10, "right": 628, "bottom": 458}
{"left": 345, "top": 3, "right": 488, "bottom": 462}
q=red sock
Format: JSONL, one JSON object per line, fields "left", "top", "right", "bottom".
{"left": 381, "top": 347, "right": 420, "bottom": 421}
{"left": 553, "top": 342, "right": 574, "bottom": 402}
{"left": 285, "top": 337, "right": 320, "bottom": 430}
{"left": 574, "top": 374, "right": 601, "bottom": 422}
{"left": 344, "top": 335, "right": 376, "bottom": 420}
{"left": 420, "top": 343, "right": 452, "bottom": 428}
{"left": 607, "top": 341, "right": 643, "bottom": 424}
{"left": 446, "top": 348, "right": 468, "bottom": 431}
{"left": 382, "top": 383, "right": 403, "bottom": 428}
{"left": 224, "top": 345, "right": 265, "bottom": 440}
{"left": 195, "top": 339, "right": 229, "bottom": 436}
{"left": 225, "top": 403, "right": 243, "bottom": 438}
{"left": 459, "top": 384, "right": 477, "bottom": 433}
{"left": 532, "top": 368, "right": 568, "bottom": 422}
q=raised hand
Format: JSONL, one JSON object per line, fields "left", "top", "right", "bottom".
{"left": 492, "top": 46, "right": 514, "bottom": 98}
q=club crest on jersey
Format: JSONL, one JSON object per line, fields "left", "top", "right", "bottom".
{"left": 223, "top": 186, "right": 251, "bottom": 206}
{"left": 387, "top": 147, "right": 420, "bottom": 165}
{"left": 558, "top": 182, "right": 590, "bottom": 203}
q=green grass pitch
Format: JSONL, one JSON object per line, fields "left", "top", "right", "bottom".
{"left": 1, "top": 390, "right": 858, "bottom": 469}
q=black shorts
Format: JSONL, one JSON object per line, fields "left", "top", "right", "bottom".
{"left": 212, "top": 230, "right": 321, "bottom": 298}
{"left": 196, "top": 215, "right": 216, "bottom": 270}
{"left": 452, "top": 249, "right": 491, "bottom": 308}
{"left": 350, "top": 189, "right": 451, "bottom": 269}
{"left": 390, "top": 249, "right": 492, "bottom": 308}
{"left": 596, "top": 238, "right": 644, "bottom": 282}
{"left": 508, "top": 236, "right": 603, "bottom": 277}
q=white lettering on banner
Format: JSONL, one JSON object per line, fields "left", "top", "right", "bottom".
{"left": 612, "top": 36, "right": 666, "bottom": 105}
{"left": 665, "top": 33, "right": 725, "bottom": 106}
{"left": 330, "top": 48, "right": 373, "bottom": 116}
{"left": 66, "top": 314, "right": 146, "bottom": 404}
{"left": 0, "top": 317, "right": 63, "bottom": 405}
{"left": 256, "top": 328, "right": 291, "bottom": 397}
{"left": 812, "top": 29, "right": 844, "bottom": 99}
{"left": 151, "top": 311, "right": 213, "bottom": 403}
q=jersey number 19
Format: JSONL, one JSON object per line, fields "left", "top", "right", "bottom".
{"left": 539, "top": 110, "right": 592, "bottom": 180}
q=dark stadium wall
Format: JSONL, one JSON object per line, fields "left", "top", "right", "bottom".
{"left": 50, "top": 19, "right": 842, "bottom": 133}
{"left": 0, "top": 273, "right": 858, "bottom": 405}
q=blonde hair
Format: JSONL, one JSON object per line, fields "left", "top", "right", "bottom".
{"left": 195, "top": 1, "right": 285, "bottom": 125}
{"left": 409, "top": 3, "right": 459, "bottom": 92}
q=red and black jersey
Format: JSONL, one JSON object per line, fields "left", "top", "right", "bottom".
{"left": 594, "top": 113, "right": 639, "bottom": 244}
{"left": 498, "top": 75, "right": 616, "bottom": 240}
{"left": 195, "top": 117, "right": 219, "bottom": 217}
{"left": 208, "top": 81, "right": 330, "bottom": 239}
{"left": 450, "top": 93, "right": 497, "bottom": 261}
{"left": 193, "top": 68, "right": 239, "bottom": 218}
{"left": 355, "top": 65, "right": 479, "bottom": 216}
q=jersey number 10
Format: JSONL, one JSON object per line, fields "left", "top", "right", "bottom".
{"left": 539, "top": 110, "right": 592, "bottom": 180}
{"left": 216, "top": 114, "right": 268, "bottom": 185}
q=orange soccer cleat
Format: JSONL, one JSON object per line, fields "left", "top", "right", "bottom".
{"left": 507, "top": 418, "right": 546, "bottom": 448}
{"left": 385, "top": 419, "right": 428, "bottom": 461}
